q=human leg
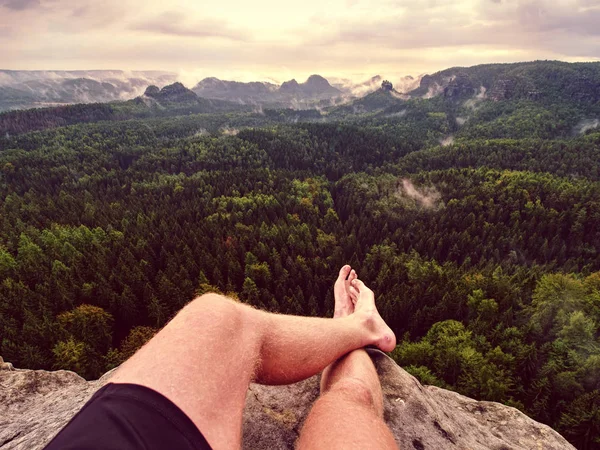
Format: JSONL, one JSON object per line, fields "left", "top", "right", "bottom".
{"left": 297, "top": 277, "right": 398, "bottom": 450}
{"left": 110, "top": 268, "right": 395, "bottom": 450}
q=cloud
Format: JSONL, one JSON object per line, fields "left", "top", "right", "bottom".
{"left": 0, "top": 25, "right": 14, "bottom": 36}
{"left": 483, "top": 0, "right": 600, "bottom": 36}
{"left": 132, "top": 11, "right": 250, "bottom": 41}
{"left": 0, "top": 0, "right": 40, "bottom": 10}
{"left": 0, "top": 0, "right": 599, "bottom": 82}
{"left": 303, "top": 0, "right": 600, "bottom": 60}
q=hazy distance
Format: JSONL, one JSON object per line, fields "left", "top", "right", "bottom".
{"left": 1, "top": 0, "right": 599, "bottom": 85}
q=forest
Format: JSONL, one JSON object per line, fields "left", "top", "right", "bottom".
{"left": 1, "top": 61, "right": 600, "bottom": 448}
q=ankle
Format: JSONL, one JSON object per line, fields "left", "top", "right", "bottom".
{"left": 353, "top": 309, "right": 396, "bottom": 352}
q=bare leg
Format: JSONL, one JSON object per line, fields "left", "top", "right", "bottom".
{"left": 110, "top": 267, "right": 395, "bottom": 450}
{"left": 297, "top": 275, "right": 398, "bottom": 450}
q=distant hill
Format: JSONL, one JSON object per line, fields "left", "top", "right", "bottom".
{"left": 193, "top": 78, "right": 279, "bottom": 103}
{"left": 193, "top": 74, "right": 342, "bottom": 105}
{"left": 0, "top": 82, "right": 249, "bottom": 135}
{"left": 0, "top": 70, "right": 177, "bottom": 112}
{"left": 327, "top": 80, "right": 408, "bottom": 116}
{"left": 353, "top": 85, "right": 407, "bottom": 110}
{"left": 407, "top": 61, "right": 600, "bottom": 103}
{"left": 331, "top": 75, "right": 420, "bottom": 98}
{"left": 3, "top": 61, "right": 600, "bottom": 136}
{"left": 325, "top": 61, "right": 600, "bottom": 124}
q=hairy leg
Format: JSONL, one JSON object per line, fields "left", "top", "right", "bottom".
{"left": 297, "top": 276, "right": 398, "bottom": 450}
{"left": 297, "top": 350, "right": 397, "bottom": 450}
{"left": 111, "top": 270, "right": 395, "bottom": 450}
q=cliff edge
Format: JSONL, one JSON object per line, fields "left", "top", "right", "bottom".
{"left": 0, "top": 351, "right": 574, "bottom": 449}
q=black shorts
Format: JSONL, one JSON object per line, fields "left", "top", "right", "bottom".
{"left": 44, "top": 383, "right": 213, "bottom": 450}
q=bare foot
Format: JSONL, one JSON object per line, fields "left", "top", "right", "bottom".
{"left": 349, "top": 279, "right": 397, "bottom": 352}
{"left": 333, "top": 265, "right": 357, "bottom": 318}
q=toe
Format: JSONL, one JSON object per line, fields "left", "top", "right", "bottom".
{"left": 349, "top": 269, "right": 357, "bottom": 283}
{"left": 349, "top": 285, "right": 359, "bottom": 303}
{"left": 337, "top": 265, "right": 351, "bottom": 282}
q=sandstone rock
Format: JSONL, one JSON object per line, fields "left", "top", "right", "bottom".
{"left": 0, "top": 356, "right": 15, "bottom": 371}
{"left": 143, "top": 85, "right": 160, "bottom": 97}
{"left": 443, "top": 73, "right": 475, "bottom": 98}
{"left": 381, "top": 80, "right": 393, "bottom": 91}
{"left": 142, "top": 82, "right": 198, "bottom": 104}
{"left": 490, "top": 79, "right": 515, "bottom": 101}
{"left": 0, "top": 351, "right": 575, "bottom": 450}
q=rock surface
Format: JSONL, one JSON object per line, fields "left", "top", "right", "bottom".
{"left": 0, "top": 350, "right": 575, "bottom": 450}
{"left": 443, "top": 72, "right": 476, "bottom": 98}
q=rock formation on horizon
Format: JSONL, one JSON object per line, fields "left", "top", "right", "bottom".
{"left": 192, "top": 74, "right": 341, "bottom": 104}
{"left": 143, "top": 82, "right": 198, "bottom": 103}
{"left": 0, "top": 351, "right": 575, "bottom": 450}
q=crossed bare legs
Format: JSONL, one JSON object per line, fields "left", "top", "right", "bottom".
{"left": 297, "top": 266, "right": 398, "bottom": 449}
{"left": 111, "top": 265, "right": 398, "bottom": 450}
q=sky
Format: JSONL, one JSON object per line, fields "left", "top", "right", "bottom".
{"left": 1, "top": 0, "right": 599, "bottom": 84}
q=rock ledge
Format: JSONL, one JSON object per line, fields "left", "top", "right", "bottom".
{"left": 0, "top": 351, "right": 574, "bottom": 449}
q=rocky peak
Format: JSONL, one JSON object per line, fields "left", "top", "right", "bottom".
{"left": 0, "top": 351, "right": 574, "bottom": 450}
{"left": 381, "top": 80, "right": 393, "bottom": 91}
{"left": 279, "top": 79, "right": 301, "bottom": 93}
{"left": 418, "top": 74, "right": 436, "bottom": 89}
{"left": 304, "top": 75, "right": 331, "bottom": 90}
{"left": 194, "top": 77, "right": 224, "bottom": 89}
{"left": 144, "top": 85, "right": 160, "bottom": 96}
{"left": 143, "top": 82, "right": 198, "bottom": 103}
{"left": 160, "top": 82, "right": 190, "bottom": 96}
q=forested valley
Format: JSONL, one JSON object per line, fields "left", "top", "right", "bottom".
{"left": 1, "top": 61, "right": 600, "bottom": 448}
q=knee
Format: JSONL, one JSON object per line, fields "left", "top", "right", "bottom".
{"left": 327, "top": 378, "right": 377, "bottom": 411}
{"left": 190, "top": 292, "right": 234, "bottom": 309}
{"left": 182, "top": 293, "right": 244, "bottom": 328}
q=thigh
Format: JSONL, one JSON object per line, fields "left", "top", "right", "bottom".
{"left": 297, "top": 392, "right": 398, "bottom": 450}
{"left": 110, "top": 294, "right": 261, "bottom": 450}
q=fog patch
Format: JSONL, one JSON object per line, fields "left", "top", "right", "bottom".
{"left": 333, "top": 76, "right": 382, "bottom": 97}
{"left": 440, "top": 135, "right": 454, "bottom": 146}
{"left": 423, "top": 83, "right": 443, "bottom": 99}
{"left": 396, "top": 179, "right": 442, "bottom": 210}
{"left": 328, "top": 94, "right": 355, "bottom": 106}
{"left": 390, "top": 90, "right": 410, "bottom": 100}
{"left": 387, "top": 109, "right": 407, "bottom": 118}
{"left": 574, "top": 118, "right": 599, "bottom": 135}
{"left": 464, "top": 86, "right": 487, "bottom": 110}
{"left": 394, "top": 75, "right": 422, "bottom": 94}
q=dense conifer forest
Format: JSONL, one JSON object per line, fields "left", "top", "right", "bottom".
{"left": 1, "top": 61, "right": 600, "bottom": 448}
